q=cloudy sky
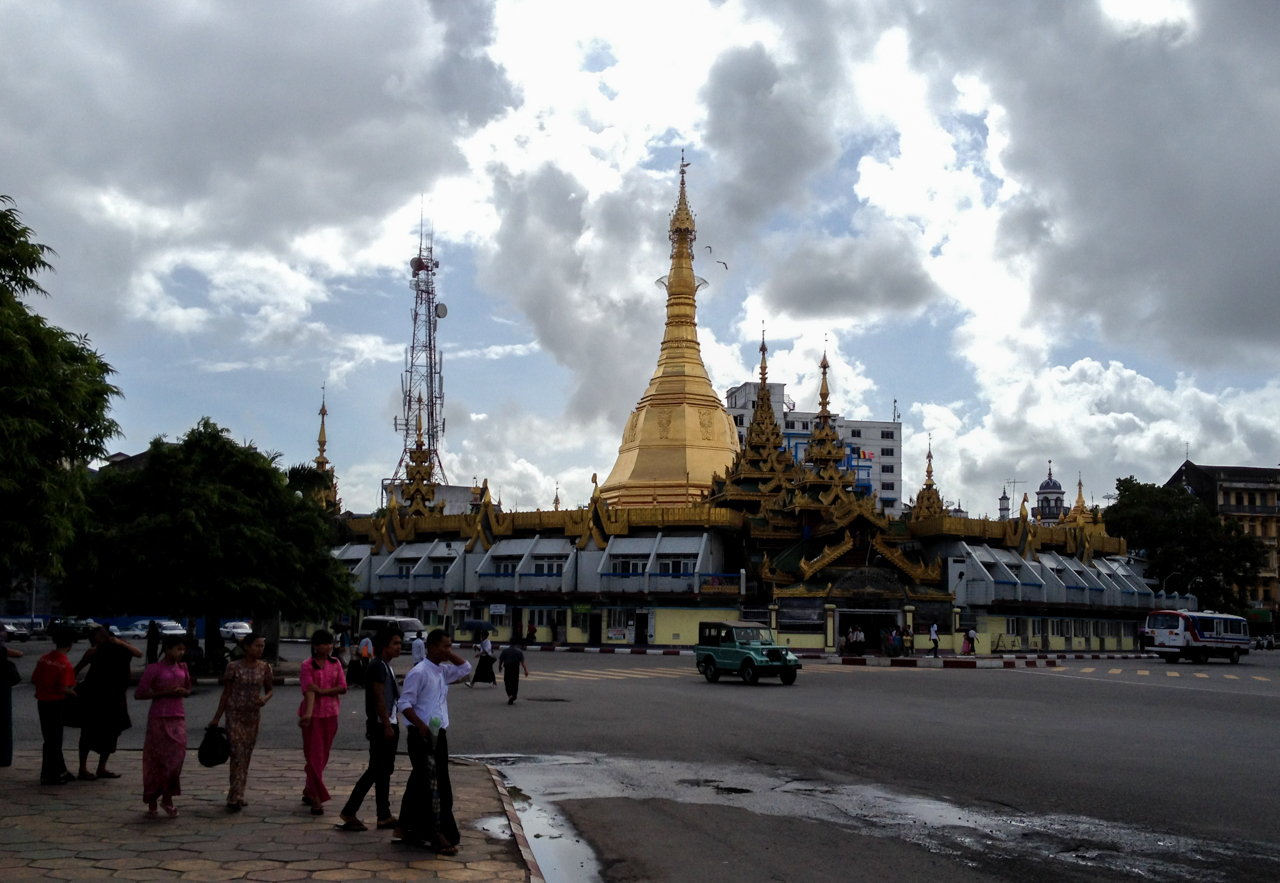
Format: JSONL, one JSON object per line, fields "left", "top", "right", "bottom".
{"left": 5, "top": 0, "right": 1280, "bottom": 515}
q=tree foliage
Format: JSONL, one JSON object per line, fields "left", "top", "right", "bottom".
{"left": 1104, "top": 476, "right": 1265, "bottom": 612}
{"left": 63, "top": 419, "right": 356, "bottom": 630}
{"left": 1, "top": 196, "right": 120, "bottom": 585}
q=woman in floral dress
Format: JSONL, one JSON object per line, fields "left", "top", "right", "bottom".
{"left": 135, "top": 634, "right": 192, "bottom": 818}
{"left": 209, "top": 633, "right": 273, "bottom": 811}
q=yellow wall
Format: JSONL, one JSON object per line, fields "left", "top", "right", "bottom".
{"left": 653, "top": 608, "right": 739, "bottom": 646}
{"left": 777, "top": 632, "right": 825, "bottom": 649}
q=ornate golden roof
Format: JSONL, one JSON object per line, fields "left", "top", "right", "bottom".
{"left": 803, "top": 353, "right": 844, "bottom": 469}
{"left": 600, "top": 166, "right": 739, "bottom": 507}
{"left": 910, "top": 441, "right": 944, "bottom": 521}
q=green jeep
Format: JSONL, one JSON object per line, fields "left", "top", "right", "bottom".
{"left": 695, "top": 621, "right": 801, "bottom": 685}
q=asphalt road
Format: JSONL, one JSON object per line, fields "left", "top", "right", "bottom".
{"left": 7, "top": 643, "right": 1280, "bottom": 882}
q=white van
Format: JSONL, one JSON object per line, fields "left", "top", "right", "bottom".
{"left": 1142, "top": 609, "right": 1251, "bottom": 665}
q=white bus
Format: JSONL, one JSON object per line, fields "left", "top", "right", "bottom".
{"left": 1142, "top": 609, "right": 1251, "bottom": 665}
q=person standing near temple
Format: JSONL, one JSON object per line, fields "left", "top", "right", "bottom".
{"left": 209, "top": 632, "right": 274, "bottom": 811}
{"left": 525, "top": 620, "right": 537, "bottom": 647}
{"left": 498, "top": 642, "right": 528, "bottom": 706}
{"left": 410, "top": 631, "right": 426, "bottom": 665}
{"left": 75, "top": 626, "right": 141, "bottom": 780}
{"left": 468, "top": 631, "right": 495, "bottom": 688}
{"left": 1, "top": 630, "right": 22, "bottom": 768}
{"left": 32, "top": 627, "right": 77, "bottom": 785}
{"left": 135, "top": 634, "right": 191, "bottom": 817}
{"left": 338, "top": 627, "right": 403, "bottom": 832}
{"left": 145, "top": 620, "right": 161, "bottom": 665}
{"left": 298, "top": 629, "right": 347, "bottom": 815}
{"left": 394, "top": 629, "right": 471, "bottom": 853}
{"left": 929, "top": 622, "right": 940, "bottom": 658}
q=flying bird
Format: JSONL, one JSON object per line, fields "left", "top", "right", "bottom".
{"left": 717, "top": 260, "right": 728, "bottom": 270}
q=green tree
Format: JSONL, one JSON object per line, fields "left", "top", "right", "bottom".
{"left": 0, "top": 195, "right": 120, "bottom": 587}
{"left": 63, "top": 419, "right": 355, "bottom": 657}
{"left": 1105, "top": 476, "right": 1265, "bottom": 611}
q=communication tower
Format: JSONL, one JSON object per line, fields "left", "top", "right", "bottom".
{"left": 388, "top": 229, "right": 448, "bottom": 494}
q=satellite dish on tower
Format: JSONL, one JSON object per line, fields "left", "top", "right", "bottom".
{"left": 410, "top": 256, "right": 426, "bottom": 274}
{"left": 435, "top": 303, "right": 447, "bottom": 318}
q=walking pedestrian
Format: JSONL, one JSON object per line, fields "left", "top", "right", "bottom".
{"left": 356, "top": 633, "right": 374, "bottom": 684}
{"left": 967, "top": 627, "right": 977, "bottom": 656}
{"left": 929, "top": 622, "right": 940, "bottom": 658}
{"left": 134, "top": 634, "right": 191, "bottom": 817}
{"left": 498, "top": 642, "right": 528, "bottom": 705}
{"left": 339, "top": 627, "right": 403, "bottom": 832}
{"left": 411, "top": 631, "right": 426, "bottom": 665}
{"left": 145, "top": 620, "right": 161, "bottom": 665}
{"left": 298, "top": 629, "right": 347, "bottom": 815}
{"left": 209, "top": 632, "right": 274, "bottom": 811}
{"left": 394, "top": 629, "right": 471, "bottom": 853}
{"left": 32, "top": 627, "right": 78, "bottom": 785}
{"left": 525, "top": 621, "right": 537, "bottom": 647}
{"left": 469, "top": 631, "right": 496, "bottom": 687}
{"left": 1, "top": 632, "right": 22, "bottom": 768}
{"left": 853, "top": 626, "right": 865, "bottom": 656}
{"left": 75, "top": 626, "right": 140, "bottom": 780}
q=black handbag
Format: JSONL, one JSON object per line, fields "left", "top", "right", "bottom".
{"left": 3, "top": 657, "right": 19, "bottom": 688}
{"left": 198, "top": 725, "right": 231, "bottom": 767}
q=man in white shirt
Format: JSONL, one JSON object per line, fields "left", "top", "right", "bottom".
{"left": 410, "top": 631, "right": 426, "bottom": 665}
{"left": 395, "top": 629, "right": 471, "bottom": 853}
{"left": 929, "top": 622, "right": 940, "bottom": 658}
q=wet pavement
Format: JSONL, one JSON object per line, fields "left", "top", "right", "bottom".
{"left": 483, "top": 753, "right": 1280, "bottom": 883}
{"left": 0, "top": 749, "right": 534, "bottom": 881}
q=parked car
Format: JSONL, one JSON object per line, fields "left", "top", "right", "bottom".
{"left": 1, "top": 621, "right": 30, "bottom": 642}
{"left": 695, "top": 621, "right": 802, "bottom": 685}
{"left": 357, "top": 616, "right": 426, "bottom": 641}
{"left": 47, "top": 617, "right": 100, "bottom": 640}
{"left": 220, "top": 621, "right": 253, "bottom": 641}
{"left": 119, "top": 619, "right": 186, "bottom": 639}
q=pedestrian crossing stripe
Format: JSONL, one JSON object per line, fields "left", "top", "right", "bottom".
{"left": 1224, "top": 674, "right": 1239, "bottom": 680}
{"left": 1137, "top": 670, "right": 1150, "bottom": 675}
{"left": 1108, "top": 668, "right": 1122, "bottom": 674}
{"left": 1194, "top": 673, "right": 1209, "bottom": 678}
{"left": 1255, "top": 677, "right": 1270, "bottom": 681}
{"left": 1081, "top": 667, "right": 1096, "bottom": 673}
{"left": 1167, "top": 671, "right": 1180, "bottom": 677}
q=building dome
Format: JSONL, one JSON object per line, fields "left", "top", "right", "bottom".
{"left": 1039, "top": 469, "right": 1062, "bottom": 493}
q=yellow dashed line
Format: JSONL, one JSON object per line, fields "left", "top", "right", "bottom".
{"left": 1137, "top": 670, "right": 1150, "bottom": 675}
{"left": 1254, "top": 676, "right": 1270, "bottom": 681}
{"left": 1108, "top": 668, "right": 1122, "bottom": 674}
{"left": 1224, "top": 674, "right": 1239, "bottom": 680}
{"left": 581, "top": 669, "right": 654, "bottom": 678}
{"left": 1080, "top": 667, "right": 1096, "bottom": 673}
{"left": 1194, "top": 673, "right": 1209, "bottom": 678}
{"left": 1167, "top": 671, "right": 1180, "bottom": 677}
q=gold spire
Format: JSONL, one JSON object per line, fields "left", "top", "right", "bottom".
{"left": 817, "top": 352, "right": 831, "bottom": 417}
{"left": 313, "top": 387, "right": 339, "bottom": 511}
{"left": 315, "top": 387, "right": 329, "bottom": 470}
{"left": 802, "top": 352, "right": 844, "bottom": 470}
{"left": 599, "top": 164, "right": 739, "bottom": 507}
{"left": 924, "top": 439, "right": 934, "bottom": 487}
{"left": 910, "top": 437, "right": 944, "bottom": 521}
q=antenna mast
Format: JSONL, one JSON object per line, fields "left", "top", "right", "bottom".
{"left": 391, "top": 220, "right": 448, "bottom": 490}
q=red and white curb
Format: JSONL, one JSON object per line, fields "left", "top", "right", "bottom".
{"left": 841, "top": 652, "right": 1159, "bottom": 669}
{"left": 484, "top": 762, "right": 546, "bottom": 883}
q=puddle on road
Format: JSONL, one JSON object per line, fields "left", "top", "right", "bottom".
{"left": 469, "top": 753, "right": 1280, "bottom": 883}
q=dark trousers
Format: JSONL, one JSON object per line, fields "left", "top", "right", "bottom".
{"left": 37, "top": 700, "right": 68, "bottom": 782}
{"left": 504, "top": 669, "right": 520, "bottom": 700}
{"left": 399, "top": 727, "right": 458, "bottom": 845}
{"left": 342, "top": 724, "right": 399, "bottom": 821}
{"left": 931, "top": 639, "right": 939, "bottom": 658}
{"left": 1, "top": 685, "right": 12, "bottom": 768}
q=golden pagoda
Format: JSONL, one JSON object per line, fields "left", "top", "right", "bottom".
{"left": 599, "top": 164, "right": 739, "bottom": 507}
{"left": 314, "top": 391, "right": 340, "bottom": 511}
{"left": 910, "top": 441, "right": 944, "bottom": 521}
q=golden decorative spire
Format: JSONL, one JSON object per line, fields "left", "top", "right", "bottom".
{"left": 313, "top": 386, "right": 340, "bottom": 511}
{"left": 315, "top": 386, "right": 329, "bottom": 470}
{"left": 817, "top": 352, "right": 831, "bottom": 417}
{"left": 803, "top": 352, "right": 844, "bottom": 470}
{"left": 600, "top": 164, "right": 739, "bottom": 507}
{"left": 924, "top": 438, "right": 935, "bottom": 488}
{"left": 910, "top": 436, "right": 944, "bottom": 521}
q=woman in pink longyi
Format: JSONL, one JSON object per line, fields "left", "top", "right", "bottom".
{"left": 299, "top": 629, "right": 346, "bottom": 814}
{"left": 135, "top": 634, "right": 192, "bottom": 818}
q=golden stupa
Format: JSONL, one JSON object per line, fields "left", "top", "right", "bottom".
{"left": 599, "top": 165, "right": 740, "bottom": 507}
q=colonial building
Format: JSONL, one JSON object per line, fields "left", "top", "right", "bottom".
{"left": 1167, "top": 460, "right": 1280, "bottom": 609}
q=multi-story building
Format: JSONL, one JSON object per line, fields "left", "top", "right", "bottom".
{"left": 1167, "top": 460, "right": 1280, "bottom": 609}
{"left": 723, "top": 381, "right": 903, "bottom": 519}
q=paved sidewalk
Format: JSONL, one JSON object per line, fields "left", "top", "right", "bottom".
{"left": 0, "top": 749, "right": 534, "bottom": 882}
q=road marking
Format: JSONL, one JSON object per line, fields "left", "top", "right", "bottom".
{"left": 1108, "top": 668, "right": 1122, "bottom": 674}
{"left": 1137, "top": 670, "right": 1150, "bottom": 675}
{"left": 581, "top": 669, "right": 654, "bottom": 679}
{"left": 1255, "top": 676, "right": 1270, "bottom": 681}
{"left": 1167, "top": 671, "right": 1180, "bottom": 677}
{"left": 1224, "top": 674, "right": 1239, "bottom": 680}
{"left": 1194, "top": 673, "right": 1209, "bottom": 678}
{"left": 1080, "top": 667, "right": 1096, "bottom": 673}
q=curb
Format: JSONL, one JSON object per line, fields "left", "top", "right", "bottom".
{"left": 840, "top": 652, "right": 1158, "bottom": 669}
{"left": 484, "top": 763, "right": 546, "bottom": 883}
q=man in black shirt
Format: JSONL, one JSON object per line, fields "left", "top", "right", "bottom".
{"left": 338, "top": 627, "right": 403, "bottom": 831}
{"left": 498, "top": 643, "right": 529, "bottom": 705}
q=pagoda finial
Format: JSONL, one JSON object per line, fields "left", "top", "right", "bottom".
{"left": 553, "top": 483, "right": 561, "bottom": 511}
{"left": 924, "top": 435, "right": 935, "bottom": 487}
{"left": 759, "top": 327, "right": 768, "bottom": 385}
{"left": 316, "top": 384, "right": 329, "bottom": 462}
{"left": 670, "top": 150, "right": 695, "bottom": 248}
{"left": 817, "top": 351, "right": 831, "bottom": 416}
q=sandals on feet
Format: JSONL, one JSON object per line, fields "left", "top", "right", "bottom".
{"left": 77, "top": 771, "right": 96, "bottom": 781}
{"left": 337, "top": 816, "right": 367, "bottom": 831}
{"left": 376, "top": 816, "right": 399, "bottom": 829}
{"left": 161, "top": 802, "right": 179, "bottom": 818}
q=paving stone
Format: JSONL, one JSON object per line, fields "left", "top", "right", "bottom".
{"left": 311, "top": 871, "right": 372, "bottom": 881}
{"left": 243, "top": 870, "right": 311, "bottom": 882}
{"left": 44, "top": 868, "right": 115, "bottom": 880}
{"left": 180, "top": 872, "right": 246, "bottom": 882}
{"left": 466, "top": 860, "right": 523, "bottom": 872}
{"left": 436, "top": 871, "right": 493, "bottom": 882}
{"left": 93, "top": 859, "right": 159, "bottom": 871}
{"left": 157, "top": 859, "right": 224, "bottom": 872}
{"left": 110, "top": 870, "right": 177, "bottom": 881}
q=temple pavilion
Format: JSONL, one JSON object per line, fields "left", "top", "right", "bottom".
{"left": 332, "top": 170, "right": 1178, "bottom": 655}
